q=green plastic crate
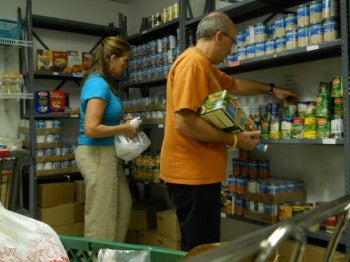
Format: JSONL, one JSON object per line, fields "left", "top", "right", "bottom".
{"left": 59, "top": 235, "right": 186, "bottom": 262}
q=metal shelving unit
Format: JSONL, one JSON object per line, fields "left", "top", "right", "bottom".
{"left": 121, "top": 0, "right": 350, "bottom": 250}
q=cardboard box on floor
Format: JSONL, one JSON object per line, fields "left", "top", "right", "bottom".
{"left": 156, "top": 209, "right": 181, "bottom": 241}
{"left": 37, "top": 182, "right": 74, "bottom": 207}
{"left": 74, "top": 180, "right": 85, "bottom": 203}
{"left": 129, "top": 199, "right": 167, "bottom": 231}
{"left": 276, "top": 239, "right": 346, "bottom": 261}
{"left": 39, "top": 202, "right": 74, "bottom": 226}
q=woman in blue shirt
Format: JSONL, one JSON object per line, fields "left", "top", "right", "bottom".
{"left": 76, "top": 36, "right": 138, "bottom": 242}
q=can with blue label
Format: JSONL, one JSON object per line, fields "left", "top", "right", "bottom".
{"left": 245, "top": 25, "right": 255, "bottom": 44}
{"left": 322, "top": 0, "right": 338, "bottom": 20}
{"left": 274, "top": 16, "right": 286, "bottom": 38}
{"left": 237, "top": 32, "right": 245, "bottom": 47}
{"left": 254, "top": 23, "right": 268, "bottom": 42}
{"left": 310, "top": 22, "right": 323, "bottom": 44}
{"left": 298, "top": 26, "right": 309, "bottom": 47}
{"left": 255, "top": 41, "right": 265, "bottom": 57}
{"left": 310, "top": 1, "right": 323, "bottom": 24}
{"left": 323, "top": 18, "right": 339, "bottom": 42}
{"left": 237, "top": 46, "right": 246, "bottom": 60}
{"left": 297, "top": 4, "right": 310, "bottom": 27}
{"left": 285, "top": 14, "right": 297, "bottom": 31}
{"left": 246, "top": 43, "right": 255, "bottom": 59}
{"left": 286, "top": 30, "right": 298, "bottom": 50}
{"left": 275, "top": 37, "right": 286, "bottom": 53}
{"left": 265, "top": 39, "right": 275, "bottom": 55}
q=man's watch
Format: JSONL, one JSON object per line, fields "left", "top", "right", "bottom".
{"left": 268, "top": 83, "right": 275, "bottom": 95}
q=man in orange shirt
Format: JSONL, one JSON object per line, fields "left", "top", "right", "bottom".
{"left": 160, "top": 12, "right": 298, "bottom": 251}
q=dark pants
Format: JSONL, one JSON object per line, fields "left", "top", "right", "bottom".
{"left": 166, "top": 182, "right": 221, "bottom": 252}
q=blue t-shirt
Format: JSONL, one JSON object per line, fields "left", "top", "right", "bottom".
{"left": 78, "top": 73, "right": 123, "bottom": 146}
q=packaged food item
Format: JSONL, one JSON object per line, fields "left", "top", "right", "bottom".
{"left": 49, "top": 90, "right": 65, "bottom": 113}
{"left": 1, "top": 71, "right": 23, "bottom": 93}
{"left": 52, "top": 50, "right": 68, "bottom": 72}
{"left": 36, "top": 49, "right": 53, "bottom": 71}
{"left": 199, "top": 90, "right": 267, "bottom": 151}
{"left": 35, "top": 91, "right": 50, "bottom": 114}
{"left": 82, "top": 52, "right": 93, "bottom": 73}
{"left": 67, "top": 50, "right": 83, "bottom": 75}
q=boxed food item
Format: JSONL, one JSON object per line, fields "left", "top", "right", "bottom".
{"left": 199, "top": 90, "right": 267, "bottom": 151}
{"left": 82, "top": 52, "right": 93, "bottom": 73}
{"left": 67, "top": 50, "right": 83, "bottom": 75}
{"left": 36, "top": 49, "right": 53, "bottom": 71}
{"left": 34, "top": 91, "right": 50, "bottom": 114}
{"left": 49, "top": 90, "right": 66, "bottom": 113}
{"left": 52, "top": 50, "right": 68, "bottom": 73}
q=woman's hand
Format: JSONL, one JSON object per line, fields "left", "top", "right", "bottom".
{"left": 122, "top": 119, "right": 139, "bottom": 139}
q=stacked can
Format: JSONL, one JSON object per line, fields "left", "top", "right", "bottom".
{"left": 330, "top": 76, "right": 344, "bottom": 138}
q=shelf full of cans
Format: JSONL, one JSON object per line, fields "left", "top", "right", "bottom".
{"left": 139, "top": 3, "right": 179, "bottom": 32}
{"left": 225, "top": 0, "right": 340, "bottom": 64}
{"left": 221, "top": 150, "right": 307, "bottom": 224}
{"left": 127, "top": 32, "right": 180, "bottom": 83}
{"left": 130, "top": 151, "right": 161, "bottom": 183}
{"left": 249, "top": 76, "right": 345, "bottom": 141}
{"left": 122, "top": 97, "right": 166, "bottom": 125}
{"left": 18, "top": 119, "right": 78, "bottom": 177}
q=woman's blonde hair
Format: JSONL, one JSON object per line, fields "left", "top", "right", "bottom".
{"left": 82, "top": 36, "right": 131, "bottom": 93}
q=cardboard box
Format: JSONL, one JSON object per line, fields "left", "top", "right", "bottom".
{"left": 36, "top": 49, "right": 53, "bottom": 71}
{"left": 35, "top": 91, "right": 50, "bottom": 114}
{"left": 138, "top": 229, "right": 158, "bottom": 246}
{"left": 74, "top": 180, "right": 85, "bottom": 203}
{"left": 199, "top": 90, "right": 251, "bottom": 132}
{"left": 52, "top": 223, "right": 75, "bottom": 236}
{"left": 277, "top": 240, "right": 346, "bottom": 262}
{"left": 49, "top": 90, "right": 65, "bottom": 113}
{"left": 74, "top": 222, "right": 84, "bottom": 237}
{"left": 129, "top": 199, "right": 167, "bottom": 231}
{"left": 129, "top": 205, "right": 157, "bottom": 231}
{"left": 67, "top": 50, "right": 83, "bottom": 74}
{"left": 52, "top": 50, "right": 68, "bottom": 72}
{"left": 156, "top": 209, "right": 181, "bottom": 241}
{"left": 245, "top": 191, "right": 307, "bottom": 205}
{"left": 155, "top": 234, "right": 181, "bottom": 250}
{"left": 74, "top": 202, "right": 85, "bottom": 223}
{"left": 38, "top": 182, "right": 75, "bottom": 207}
{"left": 243, "top": 209, "right": 278, "bottom": 224}
{"left": 39, "top": 202, "right": 75, "bottom": 226}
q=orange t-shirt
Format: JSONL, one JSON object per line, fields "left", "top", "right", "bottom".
{"left": 160, "top": 47, "right": 234, "bottom": 185}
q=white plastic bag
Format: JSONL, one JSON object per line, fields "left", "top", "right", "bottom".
{"left": 115, "top": 131, "right": 151, "bottom": 161}
{"left": 0, "top": 203, "right": 69, "bottom": 262}
{"left": 114, "top": 117, "right": 151, "bottom": 161}
{"left": 98, "top": 248, "right": 150, "bottom": 262}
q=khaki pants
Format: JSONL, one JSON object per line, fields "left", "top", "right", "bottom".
{"left": 75, "top": 145, "right": 132, "bottom": 242}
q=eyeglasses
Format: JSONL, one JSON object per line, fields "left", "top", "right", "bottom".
{"left": 220, "top": 31, "right": 237, "bottom": 48}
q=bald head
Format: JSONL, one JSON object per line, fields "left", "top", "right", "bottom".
{"left": 196, "top": 12, "right": 235, "bottom": 42}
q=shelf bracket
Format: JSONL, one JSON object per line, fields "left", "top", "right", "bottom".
{"left": 32, "top": 30, "right": 50, "bottom": 50}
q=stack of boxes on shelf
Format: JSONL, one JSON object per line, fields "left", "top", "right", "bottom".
{"left": 37, "top": 179, "right": 85, "bottom": 236}
{"left": 126, "top": 199, "right": 181, "bottom": 250}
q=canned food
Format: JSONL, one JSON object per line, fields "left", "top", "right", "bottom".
{"left": 310, "top": 23, "right": 323, "bottom": 45}
{"left": 275, "top": 37, "right": 286, "bottom": 53}
{"left": 255, "top": 23, "right": 268, "bottom": 42}
{"left": 316, "top": 117, "right": 331, "bottom": 138}
{"left": 309, "top": 1, "right": 323, "bottom": 24}
{"left": 298, "top": 26, "right": 309, "bottom": 47}
{"left": 323, "top": 18, "right": 339, "bottom": 42}
{"left": 255, "top": 41, "right": 265, "bottom": 57}
{"left": 281, "top": 118, "right": 293, "bottom": 139}
{"left": 291, "top": 117, "right": 305, "bottom": 138}
{"left": 315, "top": 94, "right": 330, "bottom": 117}
{"left": 304, "top": 117, "right": 317, "bottom": 138}
{"left": 297, "top": 4, "right": 310, "bottom": 27}
{"left": 265, "top": 39, "right": 275, "bottom": 55}
{"left": 286, "top": 29, "right": 298, "bottom": 50}
{"left": 322, "top": 0, "right": 338, "bottom": 20}
{"left": 285, "top": 13, "right": 297, "bottom": 31}
{"left": 274, "top": 16, "right": 286, "bottom": 38}
{"left": 245, "top": 25, "right": 255, "bottom": 44}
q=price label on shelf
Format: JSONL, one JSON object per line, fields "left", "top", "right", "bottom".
{"left": 322, "top": 138, "right": 336, "bottom": 144}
